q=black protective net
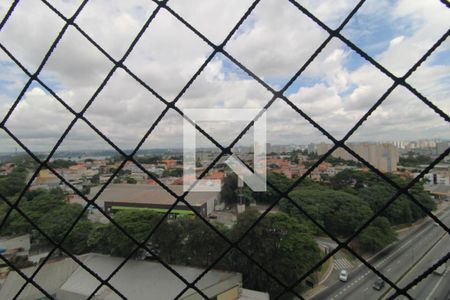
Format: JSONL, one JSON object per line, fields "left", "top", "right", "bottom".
{"left": 0, "top": 0, "right": 449, "bottom": 299}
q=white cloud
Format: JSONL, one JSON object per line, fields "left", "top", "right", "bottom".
{"left": 3, "top": 85, "right": 74, "bottom": 153}
{"left": 0, "top": 0, "right": 65, "bottom": 72}
{"left": 125, "top": 9, "right": 213, "bottom": 101}
{"left": 76, "top": 0, "right": 158, "bottom": 60}
{"left": 225, "top": 0, "right": 329, "bottom": 84}
{"left": 168, "top": 0, "right": 255, "bottom": 45}
{"left": 348, "top": 86, "right": 450, "bottom": 142}
{"left": 0, "top": 0, "right": 448, "bottom": 153}
{"left": 389, "top": 35, "right": 404, "bottom": 47}
{"left": 40, "top": 27, "right": 114, "bottom": 112}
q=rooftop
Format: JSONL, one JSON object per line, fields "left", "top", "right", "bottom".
{"left": 88, "top": 184, "right": 219, "bottom": 208}
{"left": 0, "top": 253, "right": 244, "bottom": 300}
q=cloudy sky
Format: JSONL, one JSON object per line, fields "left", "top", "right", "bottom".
{"left": 0, "top": 0, "right": 449, "bottom": 155}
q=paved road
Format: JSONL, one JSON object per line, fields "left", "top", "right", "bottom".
{"left": 382, "top": 234, "right": 450, "bottom": 300}
{"left": 310, "top": 207, "right": 450, "bottom": 300}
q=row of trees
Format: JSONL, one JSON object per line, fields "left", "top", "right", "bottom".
{"left": 0, "top": 165, "right": 28, "bottom": 198}
{"left": 0, "top": 188, "right": 90, "bottom": 252}
{"left": 221, "top": 169, "right": 435, "bottom": 253}
{"left": 281, "top": 187, "right": 397, "bottom": 252}
{"left": 399, "top": 153, "right": 433, "bottom": 167}
{"left": 331, "top": 170, "right": 435, "bottom": 225}
{"left": 47, "top": 159, "right": 78, "bottom": 169}
{"left": 85, "top": 209, "right": 321, "bottom": 298}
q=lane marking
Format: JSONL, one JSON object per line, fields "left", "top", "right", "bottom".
{"left": 424, "top": 268, "right": 448, "bottom": 300}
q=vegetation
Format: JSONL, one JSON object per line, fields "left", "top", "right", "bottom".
{"left": 221, "top": 172, "right": 307, "bottom": 206}
{"left": 357, "top": 217, "right": 397, "bottom": 253}
{"left": 136, "top": 156, "right": 162, "bottom": 164}
{"left": 87, "top": 208, "right": 321, "bottom": 298}
{"left": 0, "top": 166, "right": 28, "bottom": 198}
{"left": 220, "top": 173, "right": 238, "bottom": 205}
{"left": 324, "top": 156, "right": 363, "bottom": 167}
{"left": 399, "top": 153, "right": 433, "bottom": 167}
{"left": 331, "top": 170, "right": 435, "bottom": 225}
{"left": 282, "top": 187, "right": 373, "bottom": 237}
{"left": 0, "top": 188, "right": 88, "bottom": 253}
{"left": 162, "top": 168, "right": 183, "bottom": 177}
{"left": 226, "top": 209, "right": 321, "bottom": 297}
{"left": 48, "top": 159, "right": 78, "bottom": 169}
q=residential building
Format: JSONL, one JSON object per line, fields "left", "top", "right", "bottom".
{"left": 436, "top": 141, "right": 450, "bottom": 160}
{"left": 317, "top": 142, "right": 399, "bottom": 173}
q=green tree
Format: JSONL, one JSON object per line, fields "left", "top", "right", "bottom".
{"left": 359, "top": 181, "right": 435, "bottom": 225}
{"left": 137, "top": 155, "right": 161, "bottom": 164}
{"left": 220, "top": 173, "right": 238, "bottom": 205}
{"left": 91, "top": 174, "right": 100, "bottom": 185}
{"left": 87, "top": 223, "right": 111, "bottom": 254}
{"left": 162, "top": 168, "right": 183, "bottom": 177}
{"left": 126, "top": 177, "right": 137, "bottom": 184}
{"left": 91, "top": 210, "right": 161, "bottom": 257}
{"left": 251, "top": 172, "right": 292, "bottom": 204}
{"left": 399, "top": 153, "right": 433, "bottom": 167}
{"left": 63, "top": 220, "right": 94, "bottom": 254}
{"left": 227, "top": 209, "right": 321, "bottom": 298}
{"left": 356, "top": 217, "right": 397, "bottom": 253}
{"left": 177, "top": 218, "right": 228, "bottom": 267}
{"left": 0, "top": 167, "right": 28, "bottom": 197}
{"left": 282, "top": 186, "right": 373, "bottom": 237}
{"left": 48, "top": 159, "right": 77, "bottom": 169}
{"left": 36, "top": 203, "right": 85, "bottom": 243}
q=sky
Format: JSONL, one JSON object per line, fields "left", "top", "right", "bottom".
{"left": 0, "top": 0, "right": 449, "bottom": 155}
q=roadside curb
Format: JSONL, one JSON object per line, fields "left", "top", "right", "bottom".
{"left": 303, "top": 256, "right": 335, "bottom": 299}
{"left": 318, "top": 256, "right": 335, "bottom": 285}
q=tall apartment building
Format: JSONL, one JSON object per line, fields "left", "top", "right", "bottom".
{"left": 316, "top": 142, "right": 399, "bottom": 173}
{"left": 436, "top": 141, "right": 450, "bottom": 158}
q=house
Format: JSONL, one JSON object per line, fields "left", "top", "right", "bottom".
{"left": 162, "top": 159, "right": 177, "bottom": 168}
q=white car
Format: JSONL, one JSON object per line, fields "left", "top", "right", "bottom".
{"left": 339, "top": 270, "right": 348, "bottom": 282}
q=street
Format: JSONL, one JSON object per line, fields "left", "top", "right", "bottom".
{"left": 310, "top": 207, "right": 450, "bottom": 300}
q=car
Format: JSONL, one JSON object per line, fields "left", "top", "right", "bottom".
{"left": 373, "top": 277, "right": 385, "bottom": 290}
{"left": 339, "top": 270, "right": 348, "bottom": 282}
